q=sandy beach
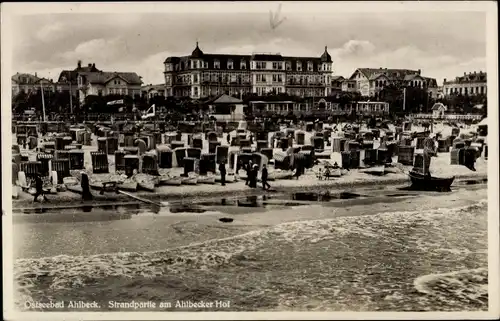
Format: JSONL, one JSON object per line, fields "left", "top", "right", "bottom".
{"left": 12, "top": 150, "right": 487, "bottom": 209}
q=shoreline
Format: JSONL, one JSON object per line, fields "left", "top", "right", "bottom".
{"left": 11, "top": 170, "right": 487, "bottom": 211}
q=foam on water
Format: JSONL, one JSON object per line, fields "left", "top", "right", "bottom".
{"left": 15, "top": 199, "right": 488, "bottom": 309}
{"left": 414, "top": 268, "right": 488, "bottom": 306}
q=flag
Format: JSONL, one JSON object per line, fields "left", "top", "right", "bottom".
{"left": 107, "top": 99, "right": 124, "bottom": 106}
{"left": 145, "top": 104, "right": 155, "bottom": 115}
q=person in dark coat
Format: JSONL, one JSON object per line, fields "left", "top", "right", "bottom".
{"left": 33, "top": 173, "right": 48, "bottom": 202}
{"left": 249, "top": 164, "right": 258, "bottom": 188}
{"left": 219, "top": 161, "right": 227, "bottom": 186}
{"left": 261, "top": 164, "right": 271, "bottom": 190}
{"left": 245, "top": 160, "right": 253, "bottom": 186}
{"left": 80, "top": 172, "right": 93, "bottom": 201}
{"left": 294, "top": 163, "right": 303, "bottom": 179}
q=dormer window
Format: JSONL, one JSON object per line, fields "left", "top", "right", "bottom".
{"left": 240, "top": 60, "right": 246, "bottom": 69}
{"left": 227, "top": 59, "right": 234, "bottom": 69}
{"left": 214, "top": 60, "right": 220, "bottom": 69}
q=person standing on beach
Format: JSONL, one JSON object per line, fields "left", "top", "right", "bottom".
{"left": 219, "top": 161, "right": 227, "bottom": 186}
{"left": 33, "top": 172, "right": 48, "bottom": 202}
{"left": 261, "top": 164, "right": 271, "bottom": 190}
{"left": 245, "top": 160, "right": 253, "bottom": 186}
{"left": 249, "top": 164, "right": 258, "bottom": 188}
{"left": 80, "top": 172, "right": 93, "bottom": 201}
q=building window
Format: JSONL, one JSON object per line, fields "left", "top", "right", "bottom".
{"left": 193, "top": 87, "right": 199, "bottom": 96}
{"left": 240, "top": 60, "right": 246, "bottom": 69}
{"left": 256, "top": 74, "right": 267, "bottom": 83}
{"left": 255, "top": 61, "right": 266, "bottom": 69}
{"left": 193, "top": 74, "right": 199, "bottom": 84}
{"left": 307, "top": 62, "right": 313, "bottom": 71}
{"left": 214, "top": 60, "right": 220, "bottom": 69}
{"left": 98, "top": 90, "right": 103, "bottom": 96}
{"left": 286, "top": 61, "right": 291, "bottom": 71}
{"left": 297, "top": 62, "right": 302, "bottom": 71}
{"left": 228, "top": 60, "right": 234, "bottom": 69}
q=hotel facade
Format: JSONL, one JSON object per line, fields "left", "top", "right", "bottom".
{"left": 163, "top": 43, "right": 334, "bottom": 99}
{"left": 343, "top": 68, "right": 439, "bottom": 99}
{"left": 442, "top": 71, "right": 487, "bottom": 97}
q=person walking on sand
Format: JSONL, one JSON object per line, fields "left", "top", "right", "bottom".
{"left": 219, "top": 161, "right": 227, "bottom": 186}
{"left": 261, "top": 164, "right": 271, "bottom": 190}
{"left": 33, "top": 172, "right": 48, "bottom": 202}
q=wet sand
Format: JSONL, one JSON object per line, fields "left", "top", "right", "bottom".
{"left": 14, "top": 185, "right": 487, "bottom": 259}
{"left": 12, "top": 151, "right": 487, "bottom": 209}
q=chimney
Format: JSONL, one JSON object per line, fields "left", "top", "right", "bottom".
{"left": 418, "top": 69, "right": 421, "bottom": 75}
{"left": 474, "top": 71, "right": 476, "bottom": 74}
{"left": 77, "top": 60, "right": 82, "bottom": 69}
{"left": 464, "top": 72, "right": 466, "bottom": 76}
{"left": 444, "top": 78, "right": 447, "bottom": 83}
{"left": 88, "top": 63, "right": 92, "bottom": 68}
{"left": 92, "top": 63, "right": 96, "bottom": 68}
{"left": 35, "top": 72, "right": 37, "bottom": 77}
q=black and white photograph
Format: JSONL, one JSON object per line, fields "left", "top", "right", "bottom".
{"left": 2, "top": 1, "right": 498, "bottom": 320}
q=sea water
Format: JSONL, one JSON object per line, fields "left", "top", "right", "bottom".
{"left": 14, "top": 200, "right": 488, "bottom": 311}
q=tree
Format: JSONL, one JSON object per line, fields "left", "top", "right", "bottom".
{"left": 12, "top": 91, "right": 28, "bottom": 114}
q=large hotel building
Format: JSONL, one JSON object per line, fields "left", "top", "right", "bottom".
{"left": 442, "top": 71, "right": 487, "bottom": 97}
{"left": 164, "top": 43, "right": 334, "bottom": 99}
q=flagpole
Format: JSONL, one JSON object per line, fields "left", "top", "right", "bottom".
{"left": 40, "top": 81, "right": 46, "bottom": 122}
{"left": 69, "top": 81, "right": 73, "bottom": 114}
{"left": 403, "top": 87, "right": 406, "bottom": 112}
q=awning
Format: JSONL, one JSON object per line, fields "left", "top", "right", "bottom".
{"left": 299, "top": 150, "right": 313, "bottom": 156}
{"left": 301, "top": 145, "right": 314, "bottom": 151}
{"left": 273, "top": 151, "right": 288, "bottom": 163}
{"left": 293, "top": 152, "right": 307, "bottom": 161}
{"left": 156, "top": 145, "right": 172, "bottom": 152}
{"left": 477, "top": 118, "right": 488, "bottom": 126}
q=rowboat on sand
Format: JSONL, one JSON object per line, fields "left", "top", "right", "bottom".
{"left": 408, "top": 170, "right": 455, "bottom": 192}
{"left": 117, "top": 180, "right": 138, "bottom": 192}
{"left": 137, "top": 181, "right": 155, "bottom": 192}
{"left": 268, "top": 170, "right": 294, "bottom": 181}
{"left": 181, "top": 176, "right": 198, "bottom": 185}
{"left": 362, "top": 165, "right": 386, "bottom": 176}
{"left": 198, "top": 174, "right": 216, "bottom": 184}
{"left": 159, "top": 176, "right": 182, "bottom": 186}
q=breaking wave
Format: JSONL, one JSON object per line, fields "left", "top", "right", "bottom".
{"left": 15, "top": 199, "right": 488, "bottom": 310}
{"left": 414, "top": 268, "right": 488, "bottom": 306}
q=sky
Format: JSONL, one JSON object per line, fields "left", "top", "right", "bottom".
{"left": 7, "top": 3, "right": 488, "bottom": 86}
